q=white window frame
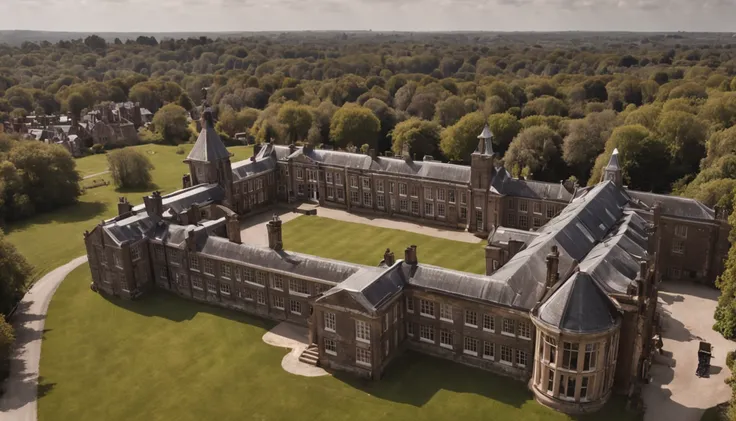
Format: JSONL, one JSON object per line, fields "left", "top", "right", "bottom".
{"left": 483, "top": 341, "right": 495, "bottom": 360}
{"left": 192, "top": 277, "right": 203, "bottom": 290}
{"left": 326, "top": 172, "right": 333, "bottom": 184}
{"left": 271, "top": 275, "right": 284, "bottom": 291}
{"left": 377, "top": 194, "right": 385, "bottom": 209}
{"left": 355, "top": 319, "right": 371, "bottom": 344}
{"left": 419, "top": 299, "right": 435, "bottom": 318}
{"left": 500, "top": 345, "right": 513, "bottom": 366}
{"left": 356, "top": 348, "right": 371, "bottom": 367}
{"left": 675, "top": 225, "right": 688, "bottom": 238}
{"left": 289, "top": 278, "right": 309, "bottom": 296}
{"left": 502, "top": 318, "right": 516, "bottom": 337}
{"left": 290, "top": 299, "right": 302, "bottom": 315}
{"left": 440, "top": 329, "right": 453, "bottom": 349}
{"left": 439, "top": 303, "right": 453, "bottom": 323}
{"left": 324, "top": 312, "right": 336, "bottom": 332}
{"left": 376, "top": 179, "right": 384, "bottom": 193}
{"left": 463, "top": 336, "right": 479, "bottom": 357}
{"left": 437, "top": 203, "right": 445, "bottom": 218}
{"left": 131, "top": 244, "right": 141, "bottom": 261}
{"left": 516, "top": 349, "right": 527, "bottom": 368}
{"left": 222, "top": 264, "right": 232, "bottom": 279}
{"left": 518, "top": 320, "right": 532, "bottom": 340}
{"left": 325, "top": 338, "right": 337, "bottom": 356}
{"left": 272, "top": 295, "right": 285, "bottom": 310}
{"left": 483, "top": 314, "right": 495, "bottom": 332}
{"left": 399, "top": 183, "right": 407, "bottom": 196}
{"left": 424, "top": 187, "right": 433, "bottom": 200}
{"left": 203, "top": 259, "right": 214, "bottom": 276}
{"left": 406, "top": 297, "right": 414, "bottom": 313}
{"left": 361, "top": 177, "right": 370, "bottom": 189}
{"left": 296, "top": 168, "right": 304, "bottom": 180}
{"left": 419, "top": 325, "right": 435, "bottom": 344}
{"left": 465, "top": 310, "right": 478, "bottom": 328}
{"left": 220, "top": 283, "right": 231, "bottom": 295}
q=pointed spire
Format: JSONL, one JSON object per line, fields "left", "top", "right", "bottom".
{"left": 475, "top": 124, "right": 494, "bottom": 156}
{"left": 186, "top": 107, "right": 229, "bottom": 163}
{"left": 605, "top": 148, "right": 621, "bottom": 171}
{"left": 601, "top": 148, "right": 623, "bottom": 187}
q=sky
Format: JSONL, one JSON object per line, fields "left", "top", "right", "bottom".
{"left": 1, "top": 0, "right": 735, "bottom": 33}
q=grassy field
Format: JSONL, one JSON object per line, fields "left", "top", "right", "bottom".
{"left": 39, "top": 263, "right": 638, "bottom": 421}
{"left": 283, "top": 216, "right": 487, "bottom": 274}
{"left": 4, "top": 143, "right": 252, "bottom": 281}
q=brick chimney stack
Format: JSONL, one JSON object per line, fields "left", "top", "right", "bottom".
{"left": 267, "top": 214, "right": 283, "bottom": 251}
{"left": 227, "top": 214, "right": 242, "bottom": 244}
{"left": 383, "top": 248, "right": 395, "bottom": 266}
{"left": 404, "top": 245, "right": 418, "bottom": 265}
{"left": 117, "top": 196, "right": 133, "bottom": 216}
{"left": 143, "top": 191, "right": 163, "bottom": 218}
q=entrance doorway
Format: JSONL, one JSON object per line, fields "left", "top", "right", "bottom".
{"left": 307, "top": 184, "right": 319, "bottom": 202}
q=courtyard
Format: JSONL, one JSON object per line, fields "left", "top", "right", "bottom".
{"left": 31, "top": 217, "right": 640, "bottom": 421}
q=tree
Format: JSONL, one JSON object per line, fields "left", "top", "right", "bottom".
{"left": 65, "top": 93, "right": 88, "bottom": 120}
{"left": 656, "top": 110, "right": 708, "bottom": 178}
{"left": 216, "top": 108, "right": 259, "bottom": 137}
{"left": 522, "top": 96, "right": 568, "bottom": 117}
{"left": 487, "top": 113, "right": 522, "bottom": 155}
{"left": 329, "top": 104, "right": 381, "bottom": 150}
{"left": 151, "top": 104, "right": 191, "bottom": 144}
{"left": 434, "top": 96, "right": 466, "bottom": 127}
{"left": 562, "top": 110, "right": 618, "bottom": 182}
{"left": 714, "top": 206, "right": 736, "bottom": 339}
{"left": 277, "top": 102, "right": 313, "bottom": 143}
{"left": 0, "top": 313, "right": 13, "bottom": 382}
{"left": 107, "top": 149, "right": 155, "bottom": 189}
{"left": 391, "top": 118, "right": 441, "bottom": 159}
{"left": 439, "top": 112, "right": 486, "bottom": 162}
{"left": 0, "top": 230, "right": 32, "bottom": 316}
{"left": 504, "top": 126, "right": 564, "bottom": 180}
{"left": 363, "top": 99, "right": 396, "bottom": 153}
{"left": 177, "top": 93, "right": 195, "bottom": 111}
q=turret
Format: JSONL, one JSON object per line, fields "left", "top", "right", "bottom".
{"left": 601, "top": 148, "right": 623, "bottom": 188}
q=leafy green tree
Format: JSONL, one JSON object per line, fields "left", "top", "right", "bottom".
{"left": 0, "top": 313, "right": 14, "bottom": 382}
{"left": 656, "top": 110, "right": 708, "bottom": 177}
{"left": 562, "top": 110, "right": 618, "bottom": 182}
{"left": 391, "top": 118, "right": 441, "bottom": 159}
{"left": 487, "top": 113, "right": 522, "bottom": 155}
{"left": 107, "top": 149, "right": 155, "bottom": 189}
{"left": 363, "top": 99, "right": 396, "bottom": 153}
{"left": 705, "top": 126, "right": 736, "bottom": 168}
{"left": 434, "top": 96, "right": 466, "bottom": 127}
{"left": 714, "top": 206, "right": 736, "bottom": 339}
{"left": 65, "top": 93, "right": 88, "bottom": 120}
{"left": 0, "top": 230, "right": 32, "bottom": 316}
{"left": 504, "top": 126, "right": 564, "bottom": 180}
{"left": 177, "top": 93, "right": 195, "bottom": 111}
{"left": 151, "top": 104, "right": 191, "bottom": 144}
{"left": 522, "top": 96, "right": 568, "bottom": 117}
{"left": 329, "top": 104, "right": 381, "bottom": 150}
{"left": 277, "top": 102, "right": 313, "bottom": 143}
{"left": 439, "top": 112, "right": 486, "bottom": 162}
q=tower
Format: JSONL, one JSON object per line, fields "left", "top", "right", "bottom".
{"left": 601, "top": 148, "right": 623, "bottom": 188}
{"left": 469, "top": 124, "right": 496, "bottom": 234}
{"left": 184, "top": 108, "right": 234, "bottom": 206}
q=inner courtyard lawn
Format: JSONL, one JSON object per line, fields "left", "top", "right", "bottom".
{"left": 39, "top": 264, "right": 639, "bottom": 421}
{"left": 282, "top": 216, "right": 487, "bottom": 274}
{"left": 4, "top": 144, "right": 252, "bottom": 281}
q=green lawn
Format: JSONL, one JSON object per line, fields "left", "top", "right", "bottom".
{"left": 282, "top": 216, "right": 487, "bottom": 274}
{"left": 39, "top": 263, "right": 638, "bottom": 421}
{"left": 4, "top": 144, "right": 252, "bottom": 281}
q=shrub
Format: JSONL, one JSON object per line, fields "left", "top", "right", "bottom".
{"left": 107, "top": 149, "right": 155, "bottom": 189}
{"left": 0, "top": 314, "right": 14, "bottom": 385}
{"left": 91, "top": 144, "right": 105, "bottom": 154}
{"left": 175, "top": 146, "right": 185, "bottom": 155}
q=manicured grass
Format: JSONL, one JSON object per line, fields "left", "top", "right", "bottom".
{"left": 4, "top": 144, "right": 252, "bottom": 281}
{"left": 282, "top": 216, "right": 487, "bottom": 274}
{"left": 39, "top": 263, "right": 638, "bottom": 421}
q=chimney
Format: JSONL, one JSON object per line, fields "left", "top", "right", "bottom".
{"left": 186, "top": 203, "right": 201, "bottom": 225}
{"left": 404, "top": 245, "right": 418, "bottom": 266}
{"left": 186, "top": 229, "right": 197, "bottom": 252}
{"left": 545, "top": 245, "right": 560, "bottom": 290}
{"left": 227, "top": 214, "right": 241, "bottom": 244}
{"left": 117, "top": 196, "right": 133, "bottom": 216}
{"left": 303, "top": 143, "right": 314, "bottom": 154}
{"left": 383, "top": 248, "right": 395, "bottom": 266}
{"left": 182, "top": 174, "right": 192, "bottom": 189}
{"left": 368, "top": 148, "right": 377, "bottom": 160}
{"left": 288, "top": 143, "right": 296, "bottom": 154}
{"left": 267, "top": 214, "right": 283, "bottom": 251}
{"left": 143, "top": 191, "right": 163, "bottom": 218}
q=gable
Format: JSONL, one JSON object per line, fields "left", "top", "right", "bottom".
{"left": 317, "top": 289, "right": 374, "bottom": 315}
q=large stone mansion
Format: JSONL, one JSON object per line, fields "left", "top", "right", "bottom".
{"left": 83, "top": 110, "right": 729, "bottom": 414}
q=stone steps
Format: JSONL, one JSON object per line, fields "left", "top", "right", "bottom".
{"left": 298, "top": 344, "right": 319, "bottom": 366}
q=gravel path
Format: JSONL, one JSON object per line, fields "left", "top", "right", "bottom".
{"left": 0, "top": 256, "right": 88, "bottom": 421}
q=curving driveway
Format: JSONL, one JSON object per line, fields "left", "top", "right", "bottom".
{"left": 0, "top": 256, "right": 88, "bottom": 421}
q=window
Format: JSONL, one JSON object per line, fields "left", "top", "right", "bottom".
{"left": 419, "top": 325, "right": 435, "bottom": 343}
{"left": 533, "top": 202, "right": 542, "bottom": 214}
{"left": 234, "top": 267, "right": 242, "bottom": 282}
{"left": 272, "top": 295, "right": 285, "bottom": 310}
{"left": 508, "top": 199, "right": 515, "bottom": 209}
{"left": 419, "top": 299, "right": 435, "bottom": 318}
{"left": 448, "top": 190, "right": 456, "bottom": 204}
{"left": 159, "top": 268, "right": 168, "bottom": 280}
{"left": 290, "top": 299, "right": 302, "bottom": 315}
{"left": 411, "top": 201, "right": 419, "bottom": 215}
{"left": 384, "top": 313, "right": 390, "bottom": 332}
{"left": 407, "top": 322, "right": 414, "bottom": 336}
{"left": 335, "top": 173, "right": 343, "bottom": 186}
{"left": 257, "top": 178, "right": 264, "bottom": 189}
{"left": 502, "top": 318, "right": 515, "bottom": 336}
{"left": 492, "top": 260, "right": 500, "bottom": 271}
{"left": 350, "top": 175, "right": 358, "bottom": 188}
{"left": 546, "top": 205, "right": 556, "bottom": 218}
{"left": 393, "top": 304, "right": 399, "bottom": 322}
{"left": 131, "top": 244, "right": 141, "bottom": 261}
{"left": 483, "top": 314, "right": 495, "bottom": 332}
{"left": 500, "top": 345, "right": 513, "bottom": 364}
{"left": 580, "top": 376, "right": 591, "bottom": 399}
{"left": 120, "top": 278, "right": 129, "bottom": 292}
{"left": 361, "top": 177, "right": 370, "bottom": 189}
{"left": 113, "top": 253, "right": 122, "bottom": 268}
{"left": 424, "top": 202, "right": 434, "bottom": 216}
{"left": 222, "top": 264, "right": 232, "bottom": 279}
{"left": 256, "top": 271, "right": 267, "bottom": 285}
{"left": 675, "top": 225, "right": 688, "bottom": 238}
{"left": 192, "top": 277, "right": 203, "bottom": 290}
{"left": 424, "top": 187, "right": 433, "bottom": 200}
{"left": 565, "top": 376, "right": 576, "bottom": 398}
{"left": 672, "top": 239, "right": 685, "bottom": 254}
{"left": 460, "top": 207, "right": 467, "bottom": 220}
{"left": 519, "top": 215, "right": 528, "bottom": 229}
{"left": 437, "top": 203, "right": 445, "bottom": 218}
{"left": 248, "top": 180, "right": 253, "bottom": 192}
{"left": 242, "top": 268, "right": 254, "bottom": 283}
{"left": 406, "top": 297, "right": 414, "bottom": 313}
{"left": 400, "top": 199, "right": 409, "bottom": 212}
{"left": 356, "top": 320, "right": 371, "bottom": 343}
{"left": 545, "top": 335, "right": 557, "bottom": 364}
{"left": 476, "top": 208, "right": 484, "bottom": 232}
{"left": 460, "top": 191, "right": 467, "bottom": 205}
{"left": 203, "top": 259, "right": 214, "bottom": 275}
{"left": 465, "top": 310, "right": 478, "bottom": 327}
{"left": 583, "top": 343, "right": 598, "bottom": 371}
{"left": 207, "top": 281, "right": 217, "bottom": 294}
{"left": 440, "top": 329, "right": 453, "bottom": 349}
{"left": 562, "top": 342, "right": 579, "bottom": 370}
{"left": 516, "top": 349, "right": 527, "bottom": 367}
{"left": 296, "top": 168, "right": 303, "bottom": 180}
{"left": 327, "top": 187, "right": 335, "bottom": 199}
{"left": 325, "top": 339, "right": 337, "bottom": 356}
{"left": 220, "top": 283, "right": 231, "bottom": 295}
{"left": 483, "top": 341, "right": 495, "bottom": 360}
{"left": 155, "top": 245, "right": 165, "bottom": 260}
{"left": 363, "top": 192, "right": 372, "bottom": 207}
{"left": 351, "top": 191, "right": 360, "bottom": 204}
{"left": 258, "top": 191, "right": 264, "bottom": 204}
{"left": 326, "top": 172, "right": 333, "bottom": 184}
{"left": 399, "top": 183, "right": 407, "bottom": 196}
{"left": 410, "top": 185, "right": 419, "bottom": 197}
{"left": 519, "top": 200, "right": 528, "bottom": 212}
{"left": 289, "top": 279, "right": 309, "bottom": 295}
{"left": 506, "top": 213, "right": 515, "bottom": 227}
{"left": 242, "top": 289, "right": 253, "bottom": 301}
{"left": 464, "top": 336, "right": 479, "bottom": 356}
{"left": 518, "top": 321, "right": 531, "bottom": 339}
{"left": 437, "top": 188, "right": 445, "bottom": 202}
{"left": 547, "top": 369, "right": 555, "bottom": 393}
{"left": 256, "top": 291, "right": 265, "bottom": 305}
{"left": 440, "top": 304, "right": 453, "bottom": 322}
{"left": 271, "top": 275, "right": 284, "bottom": 291}
{"left": 389, "top": 182, "right": 395, "bottom": 194}
{"left": 377, "top": 195, "right": 385, "bottom": 209}
{"left": 376, "top": 179, "right": 384, "bottom": 193}
{"left": 533, "top": 217, "right": 542, "bottom": 229}
{"left": 356, "top": 348, "right": 371, "bottom": 367}
{"left": 337, "top": 189, "right": 345, "bottom": 202}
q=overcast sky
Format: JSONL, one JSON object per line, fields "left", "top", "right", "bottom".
{"left": 1, "top": 0, "right": 735, "bottom": 33}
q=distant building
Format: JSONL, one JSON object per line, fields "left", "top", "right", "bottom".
{"left": 83, "top": 112, "right": 727, "bottom": 415}
{"left": 85, "top": 104, "right": 139, "bottom": 147}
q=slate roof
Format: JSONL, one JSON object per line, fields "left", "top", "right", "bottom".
{"left": 187, "top": 115, "right": 230, "bottom": 162}
{"left": 490, "top": 168, "right": 574, "bottom": 202}
{"left": 231, "top": 157, "right": 276, "bottom": 181}
{"left": 103, "top": 211, "right": 155, "bottom": 245}
{"left": 537, "top": 272, "right": 619, "bottom": 333}
{"left": 488, "top": 226, "right": 540, "bottom": 247}
{"left": 132, "top": 184, "right": 224, "bottom": 215}
{"left": 488, "top": 181, "right": 630, "bottom": 310}
{"left": 406, "top": 263, "right": 515, "bottom": 305}
{"left": 319, "top": 264, "right": 404, "bottom": 313}
{"left": 627, "top": 190, "right": 715, "bottom": 221}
